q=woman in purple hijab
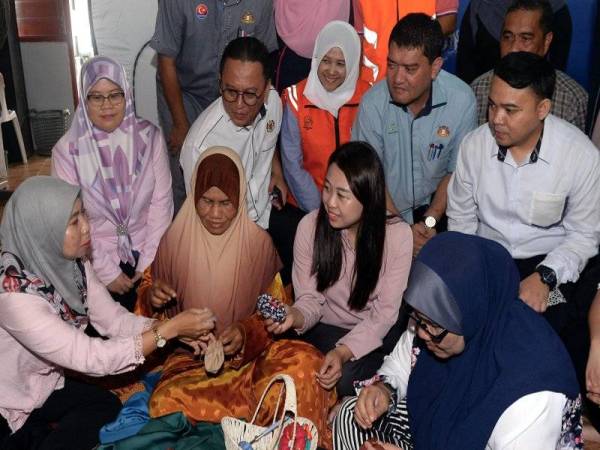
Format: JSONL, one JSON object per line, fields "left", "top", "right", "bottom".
{"left": 52, "top": 56, "right": 173, "bottom": 313}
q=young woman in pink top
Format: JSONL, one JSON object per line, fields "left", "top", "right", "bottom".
{"left": 52, "top": 56, "right": 173, "bottom": 312}
{"left": 0, "top": 177, "right": 214, "bottom": 449}
{"left": 268, "top": 141, "right": 413, "bottom": 396}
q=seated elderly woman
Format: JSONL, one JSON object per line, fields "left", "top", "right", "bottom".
{"left": 0, "top": 177, "right": 214, "bottom": 450}
{"left": 52, "top": 56, "right": 173, "bottom": 312}
{"left": 139, "top": 147, "right": 334, "bottom": 447}
{"left": 334, "top": 232, "right": 582, "bottom": 450}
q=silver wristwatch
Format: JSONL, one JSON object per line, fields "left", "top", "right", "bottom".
{"left": 424, "top": 216, "right": 437, "bottom": 230}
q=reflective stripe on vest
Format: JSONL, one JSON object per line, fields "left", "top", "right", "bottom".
{"left": 359, "top": 0, "right": 436, "bottom": 83}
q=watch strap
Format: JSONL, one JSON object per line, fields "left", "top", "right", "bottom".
{"left": 153, "top": 321, "right": 168, "bottom": 347}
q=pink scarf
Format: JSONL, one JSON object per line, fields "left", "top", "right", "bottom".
{"left": 274, "top": 0, "right": 350, "bottom": 58}
{"left": 55, "top": 56, "right": 156, "bottom": 266}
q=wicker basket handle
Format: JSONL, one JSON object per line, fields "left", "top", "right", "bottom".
{"left": 249, "top": 374, "right": 298, "bottom": 450}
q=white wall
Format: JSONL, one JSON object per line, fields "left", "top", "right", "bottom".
{"left": 20, "top": 41, "right": 74, "bottom": 112}
{"left": 90, "top": 0, "right": 159, "bottom": 126}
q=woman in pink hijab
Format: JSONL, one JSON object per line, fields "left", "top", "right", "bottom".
{"left": 52, "top": 56, "right": 173, "bottom": 314}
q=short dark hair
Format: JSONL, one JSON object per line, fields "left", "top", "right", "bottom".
{"left": 312, "top": 141, "right": 387, "bottom": 311}
{"left": 219, "top": 37, "right": 270, "bottom": 80}
{"left": 506, "top": 0, "right": 554, "bottom": 35}
{"left": 494, "top": 51, "right": 556, "bottom": 99}
{"left": 389, "top": 13, "right": 444, "bottom": 63}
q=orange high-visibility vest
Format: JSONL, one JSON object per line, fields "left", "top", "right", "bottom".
{"left": 282, "top": 78, "right": 371, "bottom": 207}
{"left": 358, "top": 0, "right": 436, "bottom": 83}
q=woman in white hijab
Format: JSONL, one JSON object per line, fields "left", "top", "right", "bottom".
{"left": 274, "top": 21, "right": 371, "bottom": 284}
{"left": 280, "top": 21, "right": 369, "bottom": 214}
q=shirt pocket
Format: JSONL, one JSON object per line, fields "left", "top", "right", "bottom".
{"left": 421, "top": 140, "right": 451, "bottom": 180}
{"left": 527, "top": 191, "right": 567, "bottom": 228}
{"left": 260, "top": 122, "right": 278, "bottom": 151}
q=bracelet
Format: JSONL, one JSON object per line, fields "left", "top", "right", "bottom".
{"left": 353, "top": 373, "right": 385, "bottom": 392}
{"left": 354, "top": 374, "right": 398, "bottom": 412}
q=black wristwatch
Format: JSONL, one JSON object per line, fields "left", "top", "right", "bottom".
{"left": 535, "top": 265, "right": 557, "bottom": 290}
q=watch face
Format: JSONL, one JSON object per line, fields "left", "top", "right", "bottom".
{"left": 544, "top": 271, "right": 557, "bottom": 285}
{"left": 537, "top": 266, "right": 557, "bottom": 289}
{"left": 424, "top": 216, "right": 436, "bottom": 228}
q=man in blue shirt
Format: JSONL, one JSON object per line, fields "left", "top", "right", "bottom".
{"left": 352, "top": 13, "right": 476, "bottom": 255}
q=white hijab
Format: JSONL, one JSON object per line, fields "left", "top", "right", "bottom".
{"left": 304, "top": 21, "right": 361, "bottom": 118}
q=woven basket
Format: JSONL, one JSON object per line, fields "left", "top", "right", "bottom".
{"left": 221, "top": 374, "right": 318, "bottom": 450}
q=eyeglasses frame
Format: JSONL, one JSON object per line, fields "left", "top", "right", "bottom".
{"left": 408, "top": 311, "right": 449, "bottom": 344}
{"left": 86, "top": 91, "right": 125, "bottom": 108}
{"left": 219, "top": 82, "right": 268, "bottom": 107}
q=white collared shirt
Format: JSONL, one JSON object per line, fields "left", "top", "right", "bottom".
{"left": 180, "top": 88, "right": 282, "bottom": 229}
{"left": 447, "top": 115, "right": 600, "bottom": 284}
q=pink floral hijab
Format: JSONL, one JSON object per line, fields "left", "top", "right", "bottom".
{"left": 55, "top": 56, "right": 157, "bottom": 266}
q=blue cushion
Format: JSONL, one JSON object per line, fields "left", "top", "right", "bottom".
{"left": 442, "top": 0, "right": 471, "bottom": 75}
{"left": 565, "top": 0, "right": 597, "bottom": 91}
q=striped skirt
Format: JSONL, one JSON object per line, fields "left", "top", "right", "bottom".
{"left": 333, "top": 396, "right": 413, "bottom": 450}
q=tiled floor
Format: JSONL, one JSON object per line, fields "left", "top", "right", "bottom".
{"left": 0, "top": 154, "right": 51, "bottom": 216}
{"left": 5, "top": 154, "right": 51, "bottom": 191}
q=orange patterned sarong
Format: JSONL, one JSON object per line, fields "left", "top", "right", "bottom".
{"left": 144, "top": 275, "right": 336, "bottom": 448}
{"left": 149, "top": 339, "right": 335, "bottom": 448}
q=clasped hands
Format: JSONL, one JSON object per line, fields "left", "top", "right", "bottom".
{"left": 107, "top": 271, "right": 143, "bottom": 295}
{"left": 150, "top": 279, "right": 244, "bottom": 356}
{"left": 518, "top": 272, "right": 550, "bottom": 313}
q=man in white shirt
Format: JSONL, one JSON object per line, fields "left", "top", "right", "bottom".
{"left": 179, "top": 37, "right": 285, "bottom": 229}
{"left": 448, "top": 51, "right": 600, "bottom": 401}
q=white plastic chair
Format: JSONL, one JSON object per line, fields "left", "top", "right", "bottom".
{"left": 0, "top": 72, "right": 28, "bottom": 164}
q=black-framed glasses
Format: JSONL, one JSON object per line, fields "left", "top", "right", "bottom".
{"left": 220, "top": 86, "right": 265, "bottom": 106}
{"left": 408, "top": 311, "right": 449, "bottom": 344}
{"left": 86, "top": 91, "right": 125, "bottom": 107}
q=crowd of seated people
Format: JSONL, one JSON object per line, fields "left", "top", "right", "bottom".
{"left": 1, "top": 0, "right": 599, "bottom": 449}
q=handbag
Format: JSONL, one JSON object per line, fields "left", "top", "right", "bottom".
{"left": 221, "top": 374, "right": 318, "bottom": 450}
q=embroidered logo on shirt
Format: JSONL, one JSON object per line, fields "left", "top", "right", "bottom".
{"left": 387, "top": 122, "right": 398, "bottom": 134}
{"left": 303, "top": 116, "right": 313, "bottom": 130}
{"left": 241, "top": 11, "right": 256, "bottom": 25}
{"left": 196, "top": 3, "right": 208, "bottom": 20}
{"left": 437, "top": 125, "right": 450, "bottom": 138}
{"left": 266, "top": 120, "right": 275, "bottom": 133}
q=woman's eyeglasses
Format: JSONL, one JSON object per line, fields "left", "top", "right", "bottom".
{"left": 408, "top": 311, "right": 449, "bottom": 344}
{"left": 86, "top": 92, "right": 125, "bottom": 107}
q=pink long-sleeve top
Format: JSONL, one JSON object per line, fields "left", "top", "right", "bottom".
{"left": 292, "top": 210, "right": 413, "bottom": 359}
{"left": 51, "top": 132, "right": 173, "bottom": 285}
{"left": 0, "top": 261, "right": 154, "bottom": 432}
